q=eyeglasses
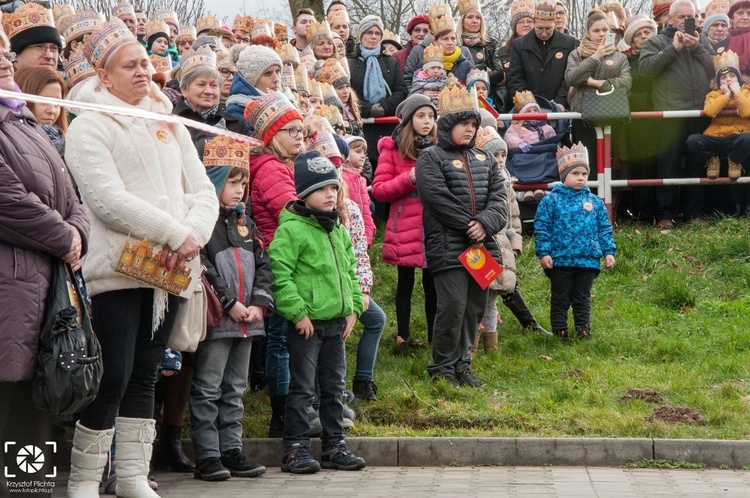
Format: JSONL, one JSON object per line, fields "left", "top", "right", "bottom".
{"left": 0, "top": 51, "right": 16, "bottom": 63}
{"left": 27, "top": 43, "right": 59, "bottom": 55}
{"left": 219, "top": 68, "right": 236, "bottom": 78}
{"left": 412, "top": 28, "right": 430, "bottom": 34}
{"left": 237, "top": 37, "right": 251, "bottom": 43}
{"left": 555, "top": 10, "right": 567, "bottom": 16}
{"left": 278, "top": 127, "right": 304, "bottom": 138}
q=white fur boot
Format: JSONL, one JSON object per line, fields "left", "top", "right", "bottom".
{"left": 67, "top": 421, "right": 114, "bottom": 498}
{"left": 114, "top": 417, "right": 159, "bottom": 498}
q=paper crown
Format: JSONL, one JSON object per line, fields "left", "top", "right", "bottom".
{"left": 383, "top": 29, "right": 401, "bottom": 45}
{"left": 251, "top": 18, "right": 273, "bottom": 39}
{"left": 714, "top": 49, "right": 740, "bottom": 71}
{"left": 275, "top": 23, "right": 288, "bottom": 41}
{"left": 319, "top": 81, "right": 339, "bottom": 104}
{"left": 307, "top": 19, "right": 334, "bottom": 42}
{"left": 180, "top": 45, "right": 216, "bottom": 75}
{"left": 63, "top": 51, "right": 96, "bottom": 89}
{"left": 423, "top": 43, "right": 443, "bottom": 65}
{"left": 233, "top": 15, "right": 254, "bottom": 34}
{"left": 475, "top": 126, "right": 502, "bottom": 150}
{"left": 145, "top": 19, "right": 169, "bottom": 40}
{"left": 315, "top": 103, "right": 345, "bottom": 128}
{"left": 304, "top": 113, "right": 335, "bottom": 137}
{"left": 281, "top": 64, "right": 296, "bottom": 90}
{"left": 306, "top": 126, "right": 340, "bottom": 159}
{"left": 2, "top": 3, "right": 55, "bottom": 40}
{"left": 149, "top": 53, "right": 171, "bottom": 74}
{"left": 513, "top": 90, "right": 537, "bottom": 110}
{"left": 308, "top": 77, "right": 324, "bottom": 100}
{"left": 438, "top": 85, "right": 478, "bottom": 116}
{"left": 117, "top": 238, "right": 193, "bottom": 296}
{"left": 557, "top": 143, "right": 588, "bottom": 171}
{"left": 196, "top": 15, "right": 220, "bottom": 34}
{"left": 110, "top": 1, "right": 135, "bottom": 19}
{"left": 53, "top": 4, "right": 74, "bottom": 21}
{"left": 327, "top": 10, "right": 350, "bottom": 25}
{"left": 203, "top": 135, "right": 250, "bottom": 169}
{"left": 534, "top": 0, "right": 556, "bottom": 20}
{"left": 430, "top": 14, "right": 455, "bottom": 36}
{"left": 511, "top": 0, "right": 536, "bottom": 21}
{"left": 61, "top": 10, "right": 102, "bottom": 43}
{"left": 653, "top": 0, "right": 673, "bottom": 6}
{"left": 153, "top": 8, "right": 179, "bottom": 30}
{"left": 295, "top": 63, "right": 310, "bottom": 93}
{"left": 458, "top": 0, "right": 482, "bottom": 15}
{"left": 466, "top": 68, "right": 489, "bottom": 87}
{"left": 277, "top": 43, "right": 299, "bottom": 66}
{"left": 84, "top": 19, "right": 137, "bottom": 69}
{"left": 175, "top": 25, "right": 197, "bottom": 43}
{"left": 705, "top": 0, "right": 730, "bottom": 16}
{"left": 245, "top": 91, "right": 301, "bottom": 143}
{"left": 316, "top": 58, "right": 349, "bottom": 87}
{"left": 429, "top": 3, "right": 452, "bottom": 20}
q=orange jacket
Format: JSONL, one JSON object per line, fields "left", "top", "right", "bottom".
{"left": 703, "top": 84, "right": 750, "bottom": 137}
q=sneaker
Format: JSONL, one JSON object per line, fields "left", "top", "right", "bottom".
{"left": 281, "top": 444, "right": 320, "bottom": 474}
{"left": 220, "top": 448, "right": 266, "bottom": 478}
{"left": 432, "top": 372, "right": 460, "bottom": 387}
{"left": 194, "top": 457, "right": 231, "bottom": 481}
{"left": 576, "top": 328, "right": 593, "bottom": 341}
{"left": 320, "top": 442, "right": 366, "bottom": 470}
{"left": 557, "top": 329, "right": 569, "bottom": 344}
{"left": 655, "top": 219, "right": 674, "bottom": 229}
{"left": 395, "top": 336, "right": 425, "bottom": 349}
{"left": 456, "top": 369, "right": 485, "bottom": 388}
{"left": 352, "top": 379, "right": 378, "bottom": 401}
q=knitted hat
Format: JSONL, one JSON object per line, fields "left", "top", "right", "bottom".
{"left": 407, "top": 14, "right": 430, "bottom": 34}
{"left": 511, "top": 0, "right": 535, "bottom": 31}
{"left": 236, "top": 45, "right": 282, "bottom": 87}
{"left": 623, "top": 14, "right": 657, "bottom": 46}
{"left": 146, "top": 19, "right": 170, "bottom": 49}
{"left": 63, "top": 50, "right": 95, "bottom": 89}
{"left": 3, "top": 3, "right": 62, "bottom": 55}
{"left": 244, "top": 91, "right": 303, "bottom": 145}
{"left": 294, "top": 150, "right": 341, "bottom": 199}
{"left": 84, "top": 19, "right": 138, "bottom": 69}
{"left": 715, "top": 50, "right": 741, "bottom": 85}
{"left": 475, "top": 127, "right": 507, "bottom": 156}
{"left": 192, "top": 35, "right": 218, "bottom": 51}
{"left": 478, "top": 108, "right": 498, "bottom": 129}
{"left": 203, "top": 135, "right": 251, "bottom": 196}
{"left": 466, "top": 68, "right": 490, "bottom": 92}
{"left": 357, "top": 15, "right": 384, "bottom": 41}
{"left": 333, "top": 133, "right": 349, "bottom": 160}
{"left": 704, "top": 0, "right": 730, "bottom": 32}
{"left": 395, "top": 94, "right": 437, "bottom": 123}
{"left": 61, "top": 9, "right": 102, "bottom": 44}
{"left": 345, "top": 135, "right": 367, "bottom": 150}
{"left": 557, "top": 143, "right": 589, "bottom": 182}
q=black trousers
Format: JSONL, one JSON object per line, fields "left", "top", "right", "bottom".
{"left": 547, "top": 267, "right": 598, "bottom": 333}
{"left": 395, "top": 266, "right": 437, "bottom": 342}
{"left": 686, "top": 133, "right": 750, "bottom": 165}
{"left": 79, "top": 288, "right": 180, "bottom": 430}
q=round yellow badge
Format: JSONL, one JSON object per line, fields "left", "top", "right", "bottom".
{"left": 452, "top": 159, "right": 464, "bottom": 169}
{"left": 156, "top": 130, "right": 171, "bottom": 144}
{"left": 466, "top": 247, "right": 486, "bottom": 270}
{"left": 475, "top": 153, "right": 486, "bottom": 161}
{"left": 583, "top": 201, "right": 593, "bottom": 211}
{"left": 503, "top": 61, "right": 510, "bottom": 68}
{"left": 605, "top": 60, "right": 614, "bottom": 66}
{"left": 238, "top": 225, "right": 249, "bottom": 237}
{"left": 555, "top": 51, "right": 563, "bottom": 59}
{"left": 476, "top": 52, "right": 484, "bottom": 60}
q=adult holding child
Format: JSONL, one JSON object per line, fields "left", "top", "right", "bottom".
{"left": 456, "top": 0, "right": 504, "bottom": 101}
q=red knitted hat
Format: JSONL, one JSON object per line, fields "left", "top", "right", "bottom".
{"left": 245, "top": 92, "right": 303, "bottom": 146}
{"left": 407, "top": 14, "right": 430, "bottom": 34}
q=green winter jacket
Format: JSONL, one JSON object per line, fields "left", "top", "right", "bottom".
{"left": 269, "top": 203, "right": 364, "bottom": 324}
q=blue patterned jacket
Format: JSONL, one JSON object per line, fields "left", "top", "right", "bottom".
{"left": 534, "top": 184, "right": 615, "bottom": 270}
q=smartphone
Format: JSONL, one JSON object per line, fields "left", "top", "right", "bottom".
{"left": 605, "top": 32, "right": 616, "bottom": 45}
{"left": 684, "top": 17, "right": 695, "bottom": 36}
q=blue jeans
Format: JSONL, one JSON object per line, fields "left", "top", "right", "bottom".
{"left": 354, "top": 297, "right": 385, "bottom": 381}
{"left": 265, "top": 313, "right": 290, "bottom": 397}
{"left": 284, "top": 318, "right": 346, "bottom": 449}
{"left": 189, "top": 337, "right": 252, "bottom": 460}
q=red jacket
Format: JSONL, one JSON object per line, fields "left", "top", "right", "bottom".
{"left": 341, "top": 162, "right": 375, "bottom": 247}
{"left": 393, "top": 40, "right": 418, "bottom": 71}
{"left": 249, "top": 153, "right": 296, "bottom": 244}
{"left": 371, "top": 136, "right": 426, "bottom": 268}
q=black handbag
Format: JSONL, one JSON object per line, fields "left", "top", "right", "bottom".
{"left": 581, "top": 85, "right": 631, "bottom": 126}
{"left": 32, "top": 262, "right": 102, "bottom": 420}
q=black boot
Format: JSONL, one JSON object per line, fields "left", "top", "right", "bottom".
{"left": 268, "top": 395, "right": 286, "bottom": 438}
{"left": 502, "top": 288, "right": 552, "bottom": 336}
{"left": 153, "top": 423, "right": 194, "bottom": 472}
{"left": 352, "top": 379, "right": 378, "bottom": 402}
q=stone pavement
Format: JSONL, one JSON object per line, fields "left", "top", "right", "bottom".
{"left": 47, "top": 466, "right": 750, "bottom": 497}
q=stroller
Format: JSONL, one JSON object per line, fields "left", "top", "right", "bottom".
{"left": 502, "top": 94, "right": 571, "bottom": 229}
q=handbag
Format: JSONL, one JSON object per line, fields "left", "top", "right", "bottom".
{"left": 581, "top": 85, "right": 631, "bottom": 126}
{"left": 203, "top": 272, "right": 223, "bottom": 329}
{"left": 168, "top": 275, "right": 208, "bottom": 353}
{"left": 32, "top": 262, "right": 102, "bottom": 420}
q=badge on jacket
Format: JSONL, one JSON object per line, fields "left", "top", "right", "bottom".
{"left": 605, "top": 60, "right": 614, "bottom": 66}
{"left": 583, "top": 201, "right": 593, "bottom": 211}
{"left": 156, "top": 130, "right": 171, "bottom": 144}
{"left": 452, "top": 159, "right": 464, "bottom": 169}
{"left": 555, "top": 52, "right": 563, "bottom": 59}
{"left": 475, "top": 153, "right": 486, "bottom": 161}
{"left": 476, "top": 52, "right": 484, "bottom": 60}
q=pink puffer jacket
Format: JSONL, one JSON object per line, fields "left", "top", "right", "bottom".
{"left": 342, "top": 163, "right": 375, "bottom": 247}
{"left": 371, "top": 136, "right": 426, "bottom": 268}
{"left": 249, "top": 153, "right": 297, "bottom": 244}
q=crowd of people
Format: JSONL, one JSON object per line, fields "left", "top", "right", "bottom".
{"left": 0, "top": 0, "right": 747, "bottom": 494}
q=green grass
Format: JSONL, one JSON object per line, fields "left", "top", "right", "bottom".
{"left": 240, "top": 217, "right": 750, "bottom": 440}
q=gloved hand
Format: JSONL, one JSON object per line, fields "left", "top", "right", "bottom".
{"left": 159, "top": 348, "right": 182, "bottom": 378}
{"left": 520, "top": 142, "right": 532, "bottom": 153}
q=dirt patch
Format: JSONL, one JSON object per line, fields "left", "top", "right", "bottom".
{"left": 558, "top": 370, "right": 583, "bottom": 379}
{"left": 645, "top": 405, "right": 707, "bottom": 425}
{"left": 620, "top": 388, "right": 666, "bottom": 404}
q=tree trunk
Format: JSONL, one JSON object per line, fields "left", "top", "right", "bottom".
{"left": 288, "top": 0, "right": 325, "bottom": 20}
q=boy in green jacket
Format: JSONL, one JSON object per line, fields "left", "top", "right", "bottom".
{"left": 269, "top": 150, "right": 366, "bottom": 474}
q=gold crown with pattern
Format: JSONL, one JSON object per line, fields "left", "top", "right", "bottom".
{"left": 315, "top": 104, "right": 344, "bottom": 128}
{"left": 110, "top": 1, "right": 135, "bottom": 19}
{"left": 423, "top": 43, "right": 443, "bottom": 65}
{"left": 511, "top": 0, "right": 536, "bottom": 20}
{"left": 653, "top": 0, "right": 672, "bottom": 7}
{"left": 145, "top": 19, "right": 169, "bottom": 40}
{"left": 316, "top": 57, "right": 349, "bottom": 87}
{"left": 534, "top": 0, "right": 556, "bottom": 20}
{"left": 429, "top": 3, "right": 452, "bottom": 20}
{"left": 153, "top": 8, "right": 179, "bottom": 30}
{"left": 557, "top": 143, "right": 589, "bottom": 171}
{"left": 116, "top": 238, "right": 192, "bottom": 296}
{"left": 304, "top": 113, "right": 335, "bottom": 137}
{"left": 84, "top": 18, "right": 136, "bottom": 68}
{"left": 307, "top": 19, "right": 334, "bottom": 42}
{"left": 175, "top": 25, "right": 196, "bottom": 43}
{"left": 149, "top": 53, "right": 171, "bottom": 73}
{"left": 327, "top": 10, "right": 350, "bottom": 25}
{"left": 203, "top": 135, "right": 250, "bottom": 169}
{"left": 295, "top": 63, "right": 310, "bottom": 93}
{"left": 383, "top": 29, "right": 401, "bottom": 45}
{"left": 308, "top": 77, "right": 324, "bottom": 100}
{"left": 474, "top": 126, "right": 502, "bottom": 150}
{"left": 320, "top": 81, "right": 339, "bottom": 103}
{"left": 458, "top": 0, "right": 482, "bottom": 15}
{"left": 233, "top": 14, "right": 254, "bottom": 34}
{"left": 63, "top": 50, "right": 96, "bottom": 89}
{"left": 430, "top": 14, "right": 455, "bottom": 36}
{"left": 251, "top": 18, "right": 274, "bottom": 40}
{"left": 438, "top": 85, "right": 478, "bottom": 116}
{"left": 513, "top": 90, "right": 537, "bottom": 110}
{"left": 2, "top": 3, "right": 55, "bottom": 40}
{"left": 61, "top": 10, "right": 102, "bottom": 43}
{"left": 467, "top": 68, "right": 489, "bottom": 88}
{"left": 181, "top": 45, "right": 216, "bottom": 75}
{"left": 196, "top": 15, "right": 220, "bottom": 34}
{"left": 714, "top": 49, "right": 739, "bottom": 72}
{"left": 275, "top": 23, "right": 288, "bottom": 41}
{"left": 53, "top": 4, "right": 74, "bottom": 20}
{"left": 705, "top": 0, "right": 730, "bottom": 16}
{"left": 277, "top": 43, "right": 299, "bottom": 66}
{"left": 281, "top": 64, "right": 296, "bottom": 90}
{"left": 306, "top": 127, "right": 340, "bottom": 159}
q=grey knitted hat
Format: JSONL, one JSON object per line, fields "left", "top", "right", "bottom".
{"left": 395, "top": 94, "right": 437, "bottom": 124}
{"left": 236, "top": 45, "right": 283, "bottom": 87}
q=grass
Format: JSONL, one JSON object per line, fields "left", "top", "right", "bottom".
{"left": 240, "top": 216, "right": 750, "bottom": 440}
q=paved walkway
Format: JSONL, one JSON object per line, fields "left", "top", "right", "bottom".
{"left": 47, "top": 466, "right": 750, "bottom": 497}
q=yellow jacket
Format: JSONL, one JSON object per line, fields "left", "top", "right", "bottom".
{"left": 703, "top": 84, "right": 750, "bottom": 137}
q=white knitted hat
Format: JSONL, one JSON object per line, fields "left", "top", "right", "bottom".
{"left": 236, "top": 45, "right": 283, "bottom": 87}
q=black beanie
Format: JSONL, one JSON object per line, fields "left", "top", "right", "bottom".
{"left": 11, "top": 26, "right": 62, "bottom": 55}
{"left": 294, "top": 150, "right": 341, "bottom": 199}
{"left": 147, "top": 31, "right": 170, "bottom": 51}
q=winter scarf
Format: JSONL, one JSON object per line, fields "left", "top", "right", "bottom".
{"left": 391, "top": 125, "right": 434, "bottom": 153}
{"left": 0, "top": 83, "right": 26, "bottom": 116}
{"left": 360, "top": 45, "right": 387, "bottom": 104}
{"left": 41, "top": 124, "right": 65, "bottom": 157}
{"left": 525, "top": 120, "right": 549, "bottom": 142}
{"left": 443, "top": 47, "right": 462, "bottom": 71}
{"left": 292, "top": 200, "right": 340, "bottom": 233}
{"left": 183, "top": 98, "right": 220, "bottom": 120}
{"left": 577, "top": 36, "right": 600, "bottom": 59}
{"left": 461, "top": 32, "right": 482, "bottom": 47}
{"left": 729, "top": 28, "right": 750, "bottom": 74}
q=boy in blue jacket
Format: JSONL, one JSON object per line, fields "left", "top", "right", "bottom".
{"left": 534, "top": 143, "right": 616, "bottom": 343}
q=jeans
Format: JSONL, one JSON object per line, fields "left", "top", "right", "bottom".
{"left": 189, "top": 337, "right": 252, "bottom": 460}
{"left": 547, "top": 267, "right": 598, "bottom": 332}
{"left": 354, "top": 297, "right": 386, "bottom": 381}
{"left": 686, "top": 133, "right": 750, "bottom": 165}
{"left": 284, "top": 318, "right": 346, "bottom": 449}
{"left": 80, "top": 288, "right": 181, "bottom": 430}
{"left": 395, "top": 266, "right": 437, "bottom": 342}
{"left": 265, "top": 313, "right": 290, "bottom": 397}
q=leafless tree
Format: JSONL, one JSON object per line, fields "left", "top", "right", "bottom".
{"left": 288, "top": 0, "right": 325, "bottom": 20}
{"left": 49, "top": 0, "right": 208, "bottom": 26}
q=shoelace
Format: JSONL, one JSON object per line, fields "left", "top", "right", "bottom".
{"left": 139, "top": 421, "right": 156, "bottom": 465}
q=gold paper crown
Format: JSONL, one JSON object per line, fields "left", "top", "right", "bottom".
{"left": 175, "top": 25, "right": 197, "bottom": 43}
{"left": 62, "top": 10, "right": 102, "bottom": 43}
{"left": 252, "top": 18, "right": 274, "bottom": 40}
{"left": 306, "top": 19, "right": 333, "bottom": 42}
{"left": 84, "top": 19, "right": 137, "bottom": 69}
{"left": 383, "top": 29, "right": 401, "bottom": 45}
{"left": 458, "top": 0, "right": 482, "bottom": 15}
{"left": 327, "top": 10, "right": 350, "bottom": 25}
{"left": 467, "top": 68, "right": 489, "bottom": 88}
{"left": 513, "top": 90, "right": 537, "bottom": 110}
{"left": 714, "top": 49, "right": 740, "bottom": 71}
{"left": 534, "top": 0, "right": 557, "bottom": 20}
{"left": 277, "top": 43, "right": 299, "bottom": 66}
{"left": 149, "top": 53, "right": 171, "bottom": 73}
{"left": 196, "top": 15, "right": 220, "bottom": 34}
{"left": 295, "top": 63, "right": 310, "bottom": 93}
{"left": 153, "top": 8, "right": 179, "bottom": 30}
{"left": 320, "top": 81, "right": 339, "bottom": 103}
{"left": 145, "top": 19, "right": 169, "bottom": 40}
{"left": 653, "top": 0, "right": 672, "bottom": 6}
{"left": 511, "top": 0, "right": 536, "bottom": 20}
{"left": 308, "top": 78, "right": 324, "bottom": 100}
{"left": 429, "top": 3, "right": 452, "bottom": 20}
{"left": 180, "top": 45, "right": 216, "bottom": 75}
{"left": 438, "top": 85, "right": 478, "bottom": 116}
{"left": 423, "top": 43, "right": 444, "bottom": 65}
{"left": 2, "top": 3, "right": 55, "bottom": 40}
{"left": 474, "top": 126, "right": 502, "bottom": 150}
{"left": 304, "top": 113, "right": 335, "bottom": 137}
{"left": 116, "top": 238, "right": 193, "bottom": 296}
{"left": 705, "top": 0, "right": 730, "bottom": 16}
{"left": 315, "top": 103, "right": 345, "bottom": 128}
{"left": 110, "top": 1, "right": 135, "bottom": 19}
{"left": 233, "top": 15, "right": 254, "bottom": 34}
{"left": 281, "top": 64, "right": 296, "bottom": 90}
{"left": 557, "top": 143, "right": 589, "bottom": 171}
{"left": 316, "top": 58, "right": 349, "bottom": 87}
{"left": 53, "top": 4, "right": 74, "bottom": 21}
{"left": 275, "top": 23, "right": 288, "bottom": 41}
{"left": 203, "top": 135, "right": 250, "bottom": 169}
{"left": 63, "top": 51, "right": 95, "bottom": 89}
{"left": 430, "top": 14, "right": 455, "bottom": 36}
{"left": 306, "top": 126, "right": 340, "bottom": 159}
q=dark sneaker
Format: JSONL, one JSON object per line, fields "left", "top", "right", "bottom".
{"left": 432, "top": 372, "right": 460, "bottom": 387}
{"left": 321, "top": 442, "right": 366, "bottom": 470}
{"left": 220, "top": 448, "right": 266, "bottom": 478}
{"left": 281, "top": 444, "right": 320, "bottom": 474}
{"left": 194, "top": 457, "right": 231, "bottom": 481}
{"left": 456, "top": 369, "right": 485, "bottom": 388}
{"left": 557, "top": 329, "right": 569, "bottom": 344}
{"left": 576, "top": 328, "right": 592, "bottom": 341}
{"left": 352, "top": 379, "right": 378, "bottom": 401}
